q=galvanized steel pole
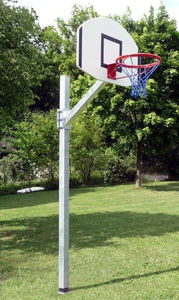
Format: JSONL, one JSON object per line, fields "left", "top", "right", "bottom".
{"left": 57, "top": 76, "right": 106, "bottom": 294}
{"left": 58, "top": 75, "right": 70, "bottom": 294}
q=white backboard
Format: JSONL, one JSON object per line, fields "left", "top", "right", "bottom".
{"left": 76, "top": 17, "right": 138, "bottom": 86}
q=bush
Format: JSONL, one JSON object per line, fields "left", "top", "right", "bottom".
{"left": 104, "top": 155, "right": 136, "bottom": 185}
{"left": 40, "top": 179, "right": 58, "bottom": 190}
{"left": 70, "top": 175, "right": 82, "bottom": 188}
{"left": 89, "top": 172, "right": 104, "bottom": 186}
{"left": 0, "top": 181, "right": 35, "bottom": 196}
{"left": 167, "top": 148, "right": 179, "bottom": 180}
{"left": 104, "top": 160, "right": 122, "bottom": 185}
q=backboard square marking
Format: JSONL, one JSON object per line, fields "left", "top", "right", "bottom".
{"left": 101, "top": 34, "right": 122, "bottom": 69}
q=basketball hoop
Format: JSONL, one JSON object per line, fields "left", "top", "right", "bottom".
{"left": 107, "top": 53, "right": 161, "bottom": 98}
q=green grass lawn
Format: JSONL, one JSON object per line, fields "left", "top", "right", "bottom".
{"left": 0, "top": 181, "right": 179, "bottom": 300}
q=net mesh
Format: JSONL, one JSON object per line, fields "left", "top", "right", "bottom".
{"left": 117, "top": 56, "right": 160, "bottom": 98}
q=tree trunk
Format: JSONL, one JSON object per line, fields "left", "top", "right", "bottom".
{"left": 136, "top": 140, "right": 142, "bottom": 188}
{"left": 86, "top": 160, "right": 91, "bottom": 185}
{"left": 27, "top": 163, "right": 31, "bottom": 190}
{"left": 2, "top": 161, "right": 7, "bottom": 190}
{"left": 50, "top": 165, "right": 54, "bottom": 181}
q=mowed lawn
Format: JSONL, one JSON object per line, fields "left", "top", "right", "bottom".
{"left": 0, "top": 182, "right": 179, "bottom": 300}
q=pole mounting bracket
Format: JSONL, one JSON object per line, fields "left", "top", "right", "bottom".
{"left": 57, "top": 109, "right": 71, "bottom": 130}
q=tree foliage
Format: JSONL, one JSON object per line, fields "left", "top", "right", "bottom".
{"left": 90, "top": 4, "right": 179, "bottom": 186}
{"left": 70, "top": 113, "right": 106, "bottom": 185}
{"left": 7, "top": 110, "right": 59, "bottom": 185}
{"left": 0, "top": 0, "right": 43, "bottom": 134}
{"left": 32, "top": 5, "right": 99, "bottom": 111}
{"left": 0, "top": 3, "right": 179, "bottom": 189}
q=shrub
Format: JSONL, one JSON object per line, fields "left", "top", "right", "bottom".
{"left": 40, "top": 179, "right": 58, "bottom": 190}
{"left": 104, "top": 155, "right": 136, "bottom": 185}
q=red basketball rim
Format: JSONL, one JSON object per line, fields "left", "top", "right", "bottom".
{"left": 116, "top": 53, "right": 162, "bottom": 69}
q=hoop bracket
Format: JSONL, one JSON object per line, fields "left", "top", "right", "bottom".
{"left": 107, "top": 63, "right": 117, "bottom": 80}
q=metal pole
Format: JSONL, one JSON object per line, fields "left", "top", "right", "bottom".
{"left": 58, "top": 75, "right": 70, "bottom": 294}
{"left": 57, "top": 76, "right": 105, "bottom": 294}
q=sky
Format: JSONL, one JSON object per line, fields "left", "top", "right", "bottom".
{"left": 15, "top": 0, "right": 179, "bottom": 28}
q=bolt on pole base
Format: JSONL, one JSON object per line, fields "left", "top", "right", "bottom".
{"left": 58, "top": 288, "right": 70, "bottom": 294}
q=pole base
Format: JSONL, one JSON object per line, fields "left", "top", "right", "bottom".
{"left": 58, "top": 288, "right": 69, "bottom": 294}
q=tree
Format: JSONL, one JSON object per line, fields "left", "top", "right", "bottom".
{"left": 56, "top": 4, "right": 98, "bottom": 78}
{"left": 8, "top": 110, "right": 59, "bottom": 185}
{"left": 2, "top": 3, "right": 178, "bottom": 189}
{"left": 132, "top": 4, "right": 179, "bottom": 185}
{"left": 32, "top": 26, "right": 63, "bottom": 111}
{"left": 70, "top": 112, "right": 106, "bottom": 185}
{"left": 0, "top": 154, "right": 25, "bottom": 186}
{"left": 32, "top": 5, "right": 99, "bottom": 112}
{"left": 89, "top": 5, "right": 179, "bottom": 187}
{"left": 0, "top": 0, "right": 43, "bottom": 135}
{"left": 31, "top": 110, "right": 59, "bottom": 181}
{"left": 8, "top": 119, "right": 45, "bottom": 187}
{"left": 38, "top": 4, "right": 178, "bottom": 187}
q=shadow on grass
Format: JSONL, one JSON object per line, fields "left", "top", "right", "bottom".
{"left": 71, "top": 266, "right": 179, "bottom": 291}
{"left": 0, "top": 191, "right": 58, "bottom": 210}
{"left": 0, "top": 187, "right": 97, "bottom": 210}
{"left": 144, "top": 182, "right": 179, "bottom": 192}
{"left": 0, "top": 211, "right": 179, "bottom": 254}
